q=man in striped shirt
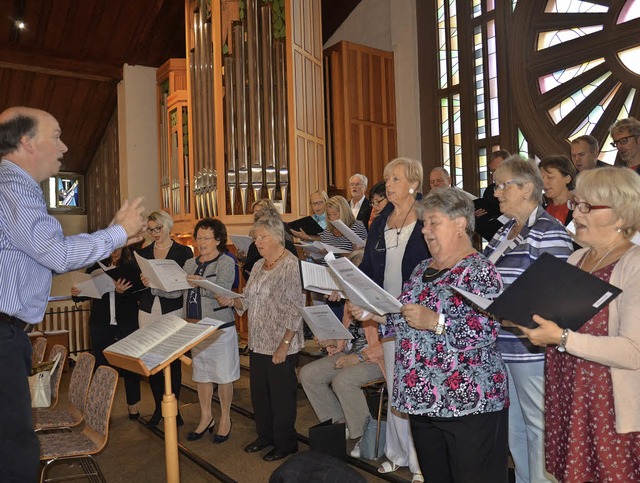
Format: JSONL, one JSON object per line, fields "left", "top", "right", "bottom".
{"left": 0, "top": 106, "right": 145, "bottom": 482}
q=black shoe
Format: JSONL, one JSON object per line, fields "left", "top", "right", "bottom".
{"left": 213, "top": 423, "right": 232, "bottom": 444}
{"left": 176, "top": 412, "right": 184, "bottom": 427}
{"left": 244, "top": 439, "right": 271, "bottom": 453}
{"left": 263, "top": 447, "right": 298, "bottom": 462}
{"left": 128, "top": 411, "right": 140, "bottom": 421}
{"left": 187, "top": 419, "right": 215, "bottom": 441}
{"left": 147, "top": 411, "right": 162, "bottom": 427}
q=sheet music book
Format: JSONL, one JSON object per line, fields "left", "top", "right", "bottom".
{"left": 295, "top": 241, "right": 350, "bottom": 256}
{"left": 299, "top": 305, "right": 353, "bottom": 340}
{"left": 299, "top": 261, "right": 345, "bottom": 297}
{"left": 134, "top": 252, "right": 191, "bottom": 292}
{"left": 72, "top": 269, "right": 115, "bottom": 299}
{"left": 104, "top": 315, "right": 218, "bottom": 372}
{"left": 229, "top": 234, "right": 253, "bottom": 254}
{"left": 288, "top": 216, "right": 324, "bottom": 236}
{"left": 452, "top": 252, "right": 622, "bottom": 331}
{"left": 98, "top": 261, "right": 145, "bottom": 292}
{"left": 191, "top": 279, "right": 244, "bottom": 299}
{"left": 329, "top": 220, "right": 366, "bottom": 248}
{"left": 326, "top": 257, "right": 402, "bottom": 316}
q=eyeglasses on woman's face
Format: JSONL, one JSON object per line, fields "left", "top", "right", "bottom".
{"left": 146, "top": 226, "right": 163, "bottom": 234}
{"left": 195, "top": 236, "right": 217, "bottom": 243}
{"left": 567, "top": 197, "right": 611, "bottom": 214}
{"left": 371, "top": 196, "right": 387, "bottom": 207}
{"left": 494, "top": 180, "right": 518, "bottom": 191}
{"left": 310, "top": 200, "right": 325, "bottom": 206}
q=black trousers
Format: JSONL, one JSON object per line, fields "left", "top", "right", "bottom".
{"left": 90, "top": 322, "right": 141, "bottom": 405}
{"left": 0, "top": 323, "right": 39, "bottom": 482}
{"left": 250, "top": 352, "right": 299, "bottom": 452}
{"left": 409, "top": 408, "right": 509, "bottom": 483}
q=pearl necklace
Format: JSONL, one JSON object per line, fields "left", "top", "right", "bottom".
{"left": 154, "top": 240, "right": 173, "bottom": 250}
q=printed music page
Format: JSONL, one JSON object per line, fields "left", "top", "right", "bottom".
{"left": 134, "top": 252, "right": 191, "bottom": 292}
{"left": 299, "top": 305, "right": 353, "bottom": 340}
{"left": 299, "top": 260, "right": 344, "bottom": 297}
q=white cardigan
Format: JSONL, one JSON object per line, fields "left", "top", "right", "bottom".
{"left": 565, "top": 245, "right": 640, "bottom": 433}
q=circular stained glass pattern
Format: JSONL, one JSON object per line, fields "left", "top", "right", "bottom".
{"left": 510, "top": 0, "right": 640, "bottom": 164}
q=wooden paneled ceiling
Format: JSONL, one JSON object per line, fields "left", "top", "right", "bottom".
{"left": 0, "top": 0, "right": 359, "bottom": 174}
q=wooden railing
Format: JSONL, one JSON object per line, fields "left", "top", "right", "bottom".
{"left": 35, "top": 300, "right": 92, "bottom": 355}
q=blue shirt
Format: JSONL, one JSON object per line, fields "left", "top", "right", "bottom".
{"left": 483, "top": 206, "right": 574, "bottom": 362}
{"left": 0, "top": 160, "right": 127, "bottom": 323}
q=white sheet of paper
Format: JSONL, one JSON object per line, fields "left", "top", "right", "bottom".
{"left": 300, "top": 305, "right": 353, "bottom": 340}
{"left": 192, "top": 279, "right": 244, "bottom": 298}
{"left": 72, "top": 270, "right": 115, "bottom": 299}
{"left": 329, "top": 219, "right": 366, "bottom": 248}
{"left": 327, "top": 257, "right": 402, "bottom": 315}
{"left": 295, "top": 242, "right": 349, "bottom": 255}
{"left": 229, "top": 234, "right": 253, "bottom": 254}
{"left": 105, "top": 315, "right": 187, "bottom": 359}
{"left": 134, "top": 252, "right": 191, "bottom": 292}
{"left": 300, "top": 261, "right": 345, "bottom": 298}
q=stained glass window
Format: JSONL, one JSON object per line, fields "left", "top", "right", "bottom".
{"left": 518, "top": 128, "right": 529, "bottom": 157}
{"left": 618, "top": 0, "right": 640, "bottom": 23}
{"left": 544, "top": 0, "right": 608, "bottom": 14}
{"left": 548, "top": 73, "right": 611, "bottom": 123}
{"left": 538, "top": 26, "right": 603, "bottom": 50}
{"left": 538, "top": 58, "right": 605, "bottom": 94}
{"left": 618, "top": 47, "right": 640, "bottom": 75}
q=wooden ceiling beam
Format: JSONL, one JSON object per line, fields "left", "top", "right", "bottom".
{"left": 0, "top": 49, "right": 122, "bottom": 82}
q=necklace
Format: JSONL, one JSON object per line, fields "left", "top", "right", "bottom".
{"left": 154, "top": 240, "right": 173, "bottom": 250}
{"left": 264, "top": 249, "right": 286, "bottom": 269}
{"left": 423, "top": 249, "right": 475, "bottom": 282}
{"left": 390, "top": 199, "right": 416, "bottom": 235}
{"left": 579, "top": 238, "right": 624, "bottom": 274}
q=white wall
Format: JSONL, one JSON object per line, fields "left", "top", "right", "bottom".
{"left": 324, "top": 0, "right": 421, "bottom": 160}
{"left": 117, "top": 64, "right": 161, "bottom": 209}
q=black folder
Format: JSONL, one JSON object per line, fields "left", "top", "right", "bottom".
{"left": 101, "top": 263, "right": 145, "bottom": 293}
{"left": 288, "top": 216, "right": 324, "bottom": 236}
{"left": 460, "top": 252, "right": 622, "bottom": 331}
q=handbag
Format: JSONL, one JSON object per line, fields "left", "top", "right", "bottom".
{"left": 359, "top": 415, "right": 386, "bottom": 460}
{"left": 28, "top": 352, "right": 61, "bottom": 408}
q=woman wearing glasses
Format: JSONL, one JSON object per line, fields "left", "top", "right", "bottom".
{"left": 290, "top": 190, "right": 329, "bottom": 242}
{"left": 357, "top": 157, "right": 429, "bottom": 482}
{"left": 483, "top": 157, "right": 573, "bottom": 483}
{"left": 183, "top": 218, "right": 238, "bottom": 444}
{"left": 138, "top": 210, "right": 193, "bottom": 426}
{"left": 368, "top": 180, "right": 388, "bottom": 226}
{"left": 517, "top": 167, "right": 640, "bottom": 483}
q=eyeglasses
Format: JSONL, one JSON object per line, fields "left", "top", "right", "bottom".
{"left": 146, "top": 226, "right": 163, "bottom": 234}
{"left": 374, "top": 228, "right": 399, "bottom": 252}
{"left": 610, "top": 135, "right": 637, "bottom": 148}
{"left": 371, "top": 197, "right": 387, "bottom": 206}
{"left": 195, "top": 236, "right": 217, "bottom": 242}
{"left": 567, "top": 198, "right": 611, "bottom": 214}
{"left": 253, "top": 234, "right": 271, "bottom": 242}
{"left": 310, "top": 200, "right": 325, "bottom": 206}
{"left": 494, "top": 180, "right": 518, "bottom": 191}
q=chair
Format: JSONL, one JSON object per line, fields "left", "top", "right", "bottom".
{"left": 38, "top": 365, "right": 119, "bottom": 483}
{"left": 33, "top": 352, "right": 95, "bottom": 430}
{"left": 32, "top": 336, "right": 47, "bottom": 365}
{"left": 361, "top": 378, "right": 387, "bottom": 456}
{"left": 32, "top": 344, "right": 68, "bottom": 412}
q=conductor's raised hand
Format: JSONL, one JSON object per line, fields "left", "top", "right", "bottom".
{"left": 112, "top": 197, "right": 146, "bottom": 244}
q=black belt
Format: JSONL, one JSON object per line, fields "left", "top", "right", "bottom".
{"left": 218, "top": 321, "right": 236, "bottom": 330}
{"left": 0, "top": 313, "right": 34, "bottom": 332}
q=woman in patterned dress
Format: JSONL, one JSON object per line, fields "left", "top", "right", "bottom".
{"left": 350, "top": 187, "right": 509, "bottom": 482}
{"left": 518, "top": 167, "right": 640, "bottom": 483}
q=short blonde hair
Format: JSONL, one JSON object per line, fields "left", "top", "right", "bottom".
{"left": 383, "top": 157, "right": 423, "bottom": 193}
{"left": 251, "top": 198, "right": 276, "bottom": 214}
{"left": 309, "top": 190, "right": 328, "bottom": 204}
{"left": 574, "top": 167, "right": 640, "bottom": 239}
{"left": 147, "top": 210, "right": 173, "bottom": 233}
{"left": 326, "top": 195, "right": 355, "bottom": 226}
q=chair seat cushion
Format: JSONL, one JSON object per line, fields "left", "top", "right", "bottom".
{"left": 33, "top": 409, "right": 81, "bottom": 429}
{"left": 39, "top": 432, "right": 98, "bottom": 458}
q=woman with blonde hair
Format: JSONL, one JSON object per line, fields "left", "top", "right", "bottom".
{"left": 319, "top": 195, "right": 367, "bottom": 253}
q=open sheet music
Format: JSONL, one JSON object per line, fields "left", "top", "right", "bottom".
{"left": 295, "top": 241, "right": 350, "bottom": 259}
{"left": 72, "top": 269, "right": 115, "bottom": 299}
{"left": 104, "top": 315, "right": 218, "bottom": 372}
{"left": 192, "top": 279, "right": 244, "bottom": 298}
{"left": 299, "top": 261, "right": 345, "bottom": 297}
{"left": 229, "top": 234, "right": 253, "bottom": 254}
{"left": 134, "top": 252, "right": 191, "bottom": 292}
{"left": 98, "top": 261, "right": 145, "bottom": 292}
{"left": 299, "top": 305, "right": 353, "bottom": 340}
{"left": 329, "top": 220, "right": 366, "bottom": 248}
{"left": 326, "top": 256, "right": 402, "bottom": 315}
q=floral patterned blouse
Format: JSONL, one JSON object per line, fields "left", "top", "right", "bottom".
{"left": 388, "top": 252, "right": 509, "bottom": 418}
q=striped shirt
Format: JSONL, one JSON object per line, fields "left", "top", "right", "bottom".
{"left": 320, "top": 220, "right": 367, "bottom": 252}
{"left": 483, "top": 206, "right": 574, "bottom": 362}
{"left": 0, "top": 160, "right": 127, "bottom": 323}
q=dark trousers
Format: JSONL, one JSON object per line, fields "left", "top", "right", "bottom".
{"left": 409, "top": 408, "right": 509, "bottom": 483}
{"left": 90, "top": 323, "right": 141, "bottom": 405}
{"left": 0, "top": 323, "right": 39, "bottom": 482}
{"left": 149, "top": 359, "right": 182, "bottom": 413}
{"left": 250, "top": 352, "right": 299, "bottom": 452}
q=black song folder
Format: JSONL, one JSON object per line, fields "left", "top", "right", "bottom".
{"left": 288, "top": 216, "right": 324, "bottom": 236}
{"left": 454, "top": 252, "right": 622, "bottom": 331}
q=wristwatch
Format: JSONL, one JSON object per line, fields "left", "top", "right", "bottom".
{"left": 434, "top": 314, "right": 446, "bottom": 335}
{"left": 356, "top": 352, "right": 365, "bottom": 363}
{"left": 557, "top": 329, "right": 569, "bottom": 353}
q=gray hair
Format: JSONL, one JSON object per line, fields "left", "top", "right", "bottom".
{"left": 494, "top": 155, "right": 544, "bottom": 205}
{"left": 416, "top": 187, "right": 475, "bottom": 238}
{"left": 251, "top": 208, "right": 285, "bottom": 246}
{"left": 350, "top": 173, "right": 368, "bottom": 188}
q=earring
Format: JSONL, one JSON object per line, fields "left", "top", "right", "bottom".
{"left": 617, "top": 227, "right": 622, "bottom": 233}
{"left": 409, "top": 188, "right": 415, "bottom": 195}
{"left": 523, "top": 196, "right": 527, "bottom": 200}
